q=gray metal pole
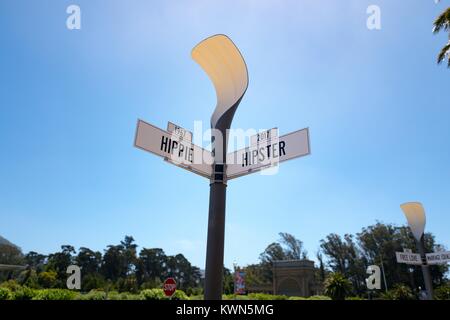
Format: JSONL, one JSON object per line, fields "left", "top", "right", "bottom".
{"left": 379, "top": 254, "right": 388, "bottom": 293}
{"left": 204, "top": 125, "right": 228, "bottom": 300}
{"left": 204, "top": 182, "right": 227, "bottom": 300}
{"left": 416, "top": 235, "right": 433, "bottom": 300}
{"left": 203, "top": 98, "right": 242, "bottom": 300}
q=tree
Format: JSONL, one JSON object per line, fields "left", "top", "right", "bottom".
{"left": 164, "top": 254, "right": 200, "bottom": 291}
{"left": 1, "top": 235, "right": 205, "bottom": 294}
{"left": 100, "top": 236, "right": 139, "bottom": 285}
{"left": 121, "top": 236, "right": 138, "bottom": 275}
{"left": 38, "top": 270, "right": 58, "bottom": 288}
{"left": 76, "top": 247, "right": 102, "bottom": 275}
{"left": 357, "top": 223, "right": 405, "bottom": 290}
{"left": 358, "top": 223, "right": 448, "bottom": 290}
{"left": 316, "top": 251, "right": 326, "bottom": 283}
{"left": 75, "top": 247, "right": 103, "bottom": 291}
{"left": 24, "top": 251, "right": 46, "bottom": 272}
{"left": 319, "top": 233, "right": 366, "bottom": 293}
{"left": 257, "top": 233, "right": 309, "bottom": 284}
{"left": 101, "top": 245, "right": 127, "bottom": 282}
{"left": 278, "top": 232, "right": 307, "bottom": 260}
{"left": 324, "top": 273, "right": 352, "bottom": 300}
{"left": 244, "top": 263, "right": 268, "bottom": 287}
{"left": 223, "top": 267, "right": 234, "bottom": 295}
{"left": 0, "top": 244, "right": 25, "bottom": 283}
{"left": 136, "top": 248, "right": 167, "bottom": 286}
{"left": 45, "top": 245, "right": 75, "bottom": 287}
{"left": 0, "top": 244, "right": 24, "bottom": 265}
{"left": 433, "top": 7, "right": 450, "bottom": 67}
{"left": 320, "top": 223, "right": 449, "bottom": 296}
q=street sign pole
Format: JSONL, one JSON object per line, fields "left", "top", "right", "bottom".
{"left": 416, "top": 235, "right": 434, "bottom": 300}
{"left": 205, "top": 178, "right": 227, "bottom": 300}
{"left": 192, "top": 35, "right": 249, "bottom": 300}
{"left": 135, "top": 35, "right": 310, "bottom": 300}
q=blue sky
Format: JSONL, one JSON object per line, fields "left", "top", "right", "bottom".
{"left": 0, "top": 0, "right": 449, "bottom": 270}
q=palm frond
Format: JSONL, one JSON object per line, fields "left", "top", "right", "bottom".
{"left": 437, "top": 42, "right": 450, "bottom": 67}
{"left": 433, "top": 7, "right": 450, "bottom": 34}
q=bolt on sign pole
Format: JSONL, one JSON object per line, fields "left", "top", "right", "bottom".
{"left": 400, "top": 202, "right": 433, "bottom": 300}
{"left": 192, "top": 35, "right": 249, "bottom": 300}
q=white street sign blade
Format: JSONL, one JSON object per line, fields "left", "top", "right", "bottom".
{"left": 226, "top": 128, "right": 310, "bottom": 180}
{"left": 134, "top": 119, "right": 213, "bottom": 178}
{"left": 395, "top": 252, "right": 422, "bottom": 265}
{"left": 426, "top": 251, "right": 450, "bottom": 265}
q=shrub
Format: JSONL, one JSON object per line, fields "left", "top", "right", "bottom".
{"left": 117, "top": 292, "right": 143, "bottom": 300}
{"left": 381, "top": 284, "right": 415, "bottom": 300}
{"left": 33, "top": 289, "right": 77, "bottom": 300}
{"left": 171, "top": 290, "right": 189, "bottom": 300}
{"left": 288, "top": 296, "right": 307, "bottom": 300}
{"left": 0, "top": 287, "right": 12, "bottom": 300}
{"left": 186, "top": 286, "right": 203, "bottom": 296}
{"left": 104, "top": 290, "right": 120, "bottom": 300}
{"left": 81, "top": 274, "right": 105, "bottom": 292}
{"left": 141, "top": 288, "right": 188, "bottom": 300}
{"left": 38, "top": 270, "right": 58, "bottom": 288}
{"left": 141, "top": 288, "right": 168, "bottom": 300}
{"left": 434, "top": 284, "right": 450, "bottom": 300}
{"left": 324, "top": 273, "right": 353, "bottom": 300}
{"left": 307, "top": 295, "right": 331, "bottom": 300}
{"left": 248, "top": 293, "right": 288, "bottom": 300}
{"left": 222, "top": 294, "right": 249, "bottom": 300}
{"left": 116, "top": 276, "right": 139, "bottom": 293}
{"left": 12, "top": 287, "right": 36, "bottom": 300}
{"left": 77, "top": 290, "right": 107, "bottom": 300}
{"left": 222, "top": 293, "right": 328, "bottom": 300}
{"left": 0, "top": 280, "right": 21, "bottom": 291}
{"left": 140, "top": 278, "right": 162, "bottom": 290}
{"left": 19, "top": 270, "right": 40, "bottom": 289}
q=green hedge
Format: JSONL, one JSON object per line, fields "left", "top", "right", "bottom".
{"left": 13, "top": 287, "right": 36, "bottom": 300}
{"left": 76, "top": 290, "right": 107, "bottom": 300}
{"left": 248, "top": 293, "right": 288, "bottom": 300}
{"left": 109, "top": 291, "right": 143, "bottom": 300}
{"left": 141, "top": 288, "right": 189, "bottom": 300}
{"left": 32, "top": 289, "right": 78, "bottom": 300}
{"left": 0, "top": 287, "right": 12, "bottom": 300}
{"left": 0, "top": 283, "right": 342, "bottom": 301}
{"left": 221, "top": 293, "right": 331, "bottom": 300}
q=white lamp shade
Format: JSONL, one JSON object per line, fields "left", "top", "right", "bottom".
{"left": 400, "top": 202, "right": 426, "bottom": 241}
{"left": 192, "top": 34, "right": 248, "bottom": 128}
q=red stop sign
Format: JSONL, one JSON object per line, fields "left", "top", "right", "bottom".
{"left": 163, "top": 277, "right": 177, "bottom": 297}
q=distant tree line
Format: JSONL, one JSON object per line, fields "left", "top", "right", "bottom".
{"left": 1, "top": 222, "right": 448, "bottom": 298}
{"left": 0, "top": 236, "right": 207, "bottom": 295}
{"left": 242, "top": 223, "right": 448, "bottom": 297}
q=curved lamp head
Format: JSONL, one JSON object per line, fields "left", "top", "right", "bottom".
{"left": 400, "top": 202, "right": 426, "bottom": 242}
{"left": 192, "top": 34, "right": 248, "bottom": 129}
